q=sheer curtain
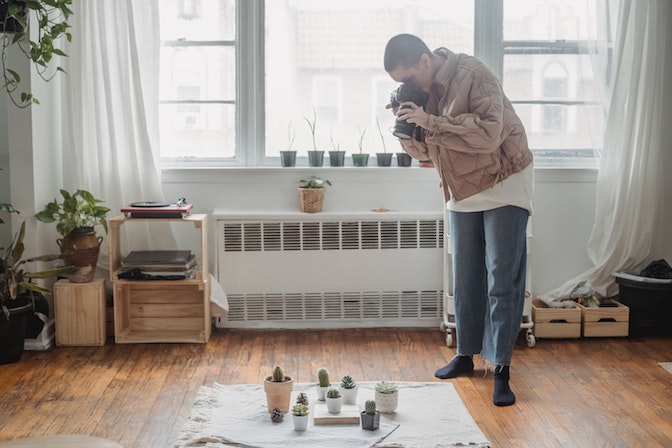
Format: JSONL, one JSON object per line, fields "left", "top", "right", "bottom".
{"left": 62, "top": 0, "right": 176, "bottom": 267}
{"left": 541, "top": 0, "right": 668, "bottom": 304}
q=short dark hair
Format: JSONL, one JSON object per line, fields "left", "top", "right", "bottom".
{"left": 384, "top": 34, "right": 432, "bottom": 72}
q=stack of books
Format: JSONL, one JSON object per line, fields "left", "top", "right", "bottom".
{"left": 119, "top": 250, "right": 197, "bottom": 280}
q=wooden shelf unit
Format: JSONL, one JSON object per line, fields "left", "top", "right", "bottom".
{"left": 108, "top": 214, "right": 211, "bottom": 343}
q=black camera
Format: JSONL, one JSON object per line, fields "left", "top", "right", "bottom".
{"left": 390, "top": 83, "right": 430, "bottom": 139}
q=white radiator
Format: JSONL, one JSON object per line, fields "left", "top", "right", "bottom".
{"left": 213, "top": 211, "right": 444, "bottom": 329}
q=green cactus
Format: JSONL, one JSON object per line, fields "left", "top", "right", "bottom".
{"left": 340, "top": 375, "right": 356, "bottom": 389}
{"left": 365, "top": 400, "right": 377, "bottom": 415}
{"left": 375, "top": 380, "right": 397, "bottom": 394}
{"left": 291, "top": 404, "right": 309, "bottom": 416}
{"left": 326, "top": 388, "right": 341, "bottom": 399}
{"left": 272, "top": 365, "right": 285, "bottom": 382}
{"left": 317, "top": 367, "right": 330, "bottom": 387}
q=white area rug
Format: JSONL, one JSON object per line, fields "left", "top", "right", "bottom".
{"left": 659, "top": 362, "right": 672, "bottom": 375}
{"left": 174, "top": 381, "right": 491, "bottom": 448}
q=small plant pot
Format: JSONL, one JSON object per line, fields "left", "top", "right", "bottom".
{"left": 308, "top": 151, "right": 325, "bottom": 167}
{"left": 280, "top": 151, "right": 297, "bottom": 167}
{"left": 316, "top": 385, "right": 329, "bottom": 401}
{"left": 375, "top": 390, "right": 398, "bottom": 413}
{"left": 297, "top": 188, "right": 325, "bottom": 213}
{"left": 396, "top": 152, "right": 412, "bottom": 167}
{"left": 360, "top": 411, "right": 380, "bottom": 431}
{"left": 326, "top": 395, "right": 342, "bottom": 414}
{"left": 339, "top": 386, "right": 358, "bottom": 405}
{"left": 352, "top": 153, "right": 369, "bottom": 167}
{"left": 292, "top": 413, "right": 309, "bottom": 431}
{"left": 328, "top": 150, "right": 346, "bottom": 166}
{"left": 376, "top": 153, "right": 393, "bottom": 167}
{"left": 263, "top": 376, "right": 294, "bottom": 413}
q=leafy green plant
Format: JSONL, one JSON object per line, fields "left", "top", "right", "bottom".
{"left": 35, "top": 189, "right": 110, "bottom": 237}
{"left": 1, "top": 0, "right": 74, "bottom": 108}
{"left": 299, "top": 176, "right": 331, "bottom": 189}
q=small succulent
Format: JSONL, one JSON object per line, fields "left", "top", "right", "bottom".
{"left": 340, "top": 375, "right": 356, "bottom": 389}
{"left": 317, "top": 367, "right": 330, "bottom": 387}
{"left": 364, "top": 400, "right": 377, "bottom": 415}
{"left": 296, "top": 392, "right": 309, "bottom": 406}
{"left": 326, "top": 388, "right": 341, "bottom": 399}
{"left": 375, "top": 380, "right": 397, "bottom": 394}
{"left": 272, "top": 365, "right": 285, "bottom": 382}
{"left": 270, "top": 408, "right": 284, "bottom": 423}
{"left": 291, "top": 404, "right": 309, "bottom": 417}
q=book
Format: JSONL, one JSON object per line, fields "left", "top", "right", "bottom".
{"left": 122, "top": 250, "right": 194, "bottom": 268}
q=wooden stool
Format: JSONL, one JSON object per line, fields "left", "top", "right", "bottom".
{"left": 0, "top": 435, "right": 123, "bottom": 447}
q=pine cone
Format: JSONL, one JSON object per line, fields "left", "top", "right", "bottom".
{"left": 296, "top": 392, "right": 309, "bottom": 406}
{"left": 270, "top": 408, "right": 284, "bottom": 423}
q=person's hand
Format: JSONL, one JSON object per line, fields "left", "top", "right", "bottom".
{"left": 397, "top": 101, "right": 430, "bottom": 130}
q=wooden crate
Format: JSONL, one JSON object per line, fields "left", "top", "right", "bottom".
{"left": 54, "top": 279, "right": 106, "bottom": 346}
{"left": 113, "top": 280, "right": 210, "bottom": 343}
{"left": 531, "top": 298, "right": 581, "bottom": 338}
{"left": 578, "top": 299, "right": 629, "bottom": 337}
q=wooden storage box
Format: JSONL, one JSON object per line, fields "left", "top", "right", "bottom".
{"left": 54, "top": 279, "right": 106, "bottom": 346}
{"left": 578, "top": 299, "right": 629, "bottom": 337}
{"left": 113, "top": 281, "right": 210, "bottom": 343}
{"left": 531, "top": 298, "right": 581, "bottom": 338}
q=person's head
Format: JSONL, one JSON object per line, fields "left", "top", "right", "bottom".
{"left": 384, "top": 34, "right": 435, "bottom": 90}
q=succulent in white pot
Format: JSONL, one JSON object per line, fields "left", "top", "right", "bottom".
{"left": 291, "top": 403, "right": 309, "bottom": 431}
{"left": 338, "top": 375, "right": 358, "bottom": 405}
{"left": 374, "top": 380, "right": 398, "bottom": 413}
{"left": 325, "top": 388, "right": 342, "bottom": 414}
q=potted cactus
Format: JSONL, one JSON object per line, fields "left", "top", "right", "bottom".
{"left": 375, "top": 380, "right": 398, "bottom": 413}
{"left": 361, "top": 400, "right": 380, "bottom": 431}
{"left": 263, "top": 365, "right": 294, "bottom": 413}
{"left": 291, "top": 397, "right": 310, "bottom": 432}
{"left": 316, "top": 366, "right": 331, "bottom": 401}
{"left": 339, "top": 375, "right": 358, "bottom": 405}
{"left": 325, "top": 388, "right": 342, "bottom": 414}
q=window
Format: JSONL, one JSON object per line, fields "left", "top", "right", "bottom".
{"left": 158, "top": 0, "right": 611, "bottom": 167}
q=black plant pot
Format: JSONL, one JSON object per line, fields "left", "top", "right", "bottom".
{"left": 329, "top": 151, "right": 346, "bottom": 167}
{"left": 308, "top": 151, "right": 325, "bottom": 167}
{"left": 0, "top": 298, "right": 33, "bottom": 365}
{"left": 280, "top": 151, "right": 297, "bottom": 167}
{"left": 361, "top": 411, "right": 380, "bottom": 431}
{"left": 376, "top": 153, "right": 393, "bottom": 167}
{"left": 396, "top": 152, "right": 412, "bottom": 167}
{"left": 352, "top": 154, "right": 369, "bottom": 167}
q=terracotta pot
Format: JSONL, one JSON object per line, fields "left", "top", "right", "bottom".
{"left": 57, "top": 228, "right": 103, "bottom": 283}
{"left": 263, "top": 376, "right": 294, "bottom": 413}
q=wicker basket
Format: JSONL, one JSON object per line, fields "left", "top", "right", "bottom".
{"left": 297, "top": 188, "right": 325, "bottom": 213}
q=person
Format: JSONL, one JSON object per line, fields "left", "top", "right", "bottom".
{"left": 384, "top": 33, "right": 534, "bottom": 406}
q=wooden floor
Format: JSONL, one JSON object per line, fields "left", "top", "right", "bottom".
{"left": 1, "top": 328, "right": 671, "bottom": 448}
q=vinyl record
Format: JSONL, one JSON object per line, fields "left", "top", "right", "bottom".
{"left": 130, "top": 201, "right": 170, "bottom": 207}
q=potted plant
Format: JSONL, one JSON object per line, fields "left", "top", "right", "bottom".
{"left": 375, "top": 380, "right": 398, "bottom": 413}
{"left": 361, "top": 399, "right": 380, "bottom": 431}
{"left": 1, "top": 0, "right": 74, "bottom": 108}
{"left": 1, "top": 220, "right": 73, "bottom": 364}
{"left": 304, "top": 108, "right": 324, "bottom": 167}
{"left": 280, "top": 121, "right": 297, "bottom": 167}
{"left": 328, "top": 128, "right": 345, "bottom": 167}
{"left": 339, "top": 375, "right": 358, "bottom": 405}
{"left": 297, "top": 176, "right": 331, "bottom": 214}
{"left": 375, "top": 116, "right": 393, "bottom": 167}
{"left": 35, "top": 189, "right": 110, "bottom": 283}
{"left": 325, "top": 387, "right": 342, "bottom": 414}
{"left": 291, "top": 403, "right": 309, "bottom": 431}
{"left": 352, "top": 127, "right": 369, "bottom": 167}
{"left": 263, "top": 365, "right": 294, "bottom": 413}
{"left": 316, "top": 366, "right": 330, "bottom": 401}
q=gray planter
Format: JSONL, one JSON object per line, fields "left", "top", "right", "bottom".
{"left": 308, "top": 151, "right": 325, "bottom": 167}
{"left": 396, "top": 152, "right": 412, "bottom": 167}
{"left": 280, "top": 151, "right": 297, "bottom": 167}
{"left": 352, "top": 153, "right": 369, "bottom": 167}
{"left": 361, "top": 411, "right": 380, "bottom": 431}
{"left": 329, "top": 151, "right": 346, "bottom": 167}
{"left": 376, "top": 153, "right": 393, "bottom": 167}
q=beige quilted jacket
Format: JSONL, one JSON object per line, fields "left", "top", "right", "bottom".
{"left": 400, "top": 48, "right": 533, "bottom": 202}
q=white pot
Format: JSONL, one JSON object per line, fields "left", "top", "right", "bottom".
{"left": 339, "top": 385, "right": 358, "bottom": 405}
{"left": 316, "top": 385, "right": 330, "bottom": 401}
{"left": 292, "top": 413, "right": 309, "bottom": 431}
{"left": 326, "top": 396, "right": 342, "bottom": 414}
{"left": 375, "top": 390, "right": 398, "bottom": 413}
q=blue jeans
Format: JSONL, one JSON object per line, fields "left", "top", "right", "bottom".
{"left": 450, "top": 206, "right": 528, "bottom": 366}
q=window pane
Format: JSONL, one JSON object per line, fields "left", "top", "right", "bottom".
{"left": 160, "top": 46, "right": 235, "bottom": 101}
{"left": 159, "top": 0, "right": 235, "bottom": 41}
{"left": 503, "top": 0, "right": 598, "bottom": 41}
{"left": 265, "top": 0, "right": 474, "bottom": 157}
{"left": 159, "top": 104, "right": 235, "bottom": 158}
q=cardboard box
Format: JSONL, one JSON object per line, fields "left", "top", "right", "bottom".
{"left": 531, "top": 298, "right": 581, "bottom": 338}
{"left": 578, "top": 299, "right": 629, "bottom": 337}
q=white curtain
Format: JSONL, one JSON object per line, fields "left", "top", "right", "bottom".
{"left": 541, "top": 0, "right": 668, "bottom": 304}
{"left": 62, "top": 0, "right": 176, "bottom": 265}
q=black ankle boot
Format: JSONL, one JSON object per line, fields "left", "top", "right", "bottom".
{"left": 434, "top": 355, "right": 474, "bottom": 379}
{"left": 493, "top": 365, "right": 515, "bottom": 406}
